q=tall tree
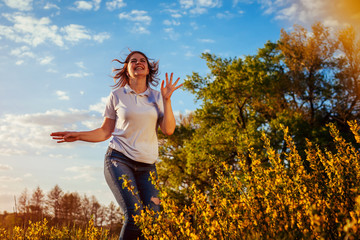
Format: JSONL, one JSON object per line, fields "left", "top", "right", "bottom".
{"left": 59, "top": 192, "right": 81, "bottom": 223}
{"left": 107, "top": 201, "right": 122, "bottom": 230}
{"left": 17, "top": 188, "right": 29, "bottom": 215}
{"left": 47, "top": 184, "right": 63, "bottom": 222}
{"left": 29, "top": 186, "right": 45, "bottom": 221}
{"left": 158, "top": 23, "right": 360, "bottom": 198}
{"left": 79, "top": 194, "right": 92, "bottom": 223}
{"left": 89, "top": 195, "right": 101, "bottom": 226}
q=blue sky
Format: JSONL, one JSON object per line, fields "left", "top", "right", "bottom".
{"left": 0, "top": 0, "right": 356, "bottom": 212}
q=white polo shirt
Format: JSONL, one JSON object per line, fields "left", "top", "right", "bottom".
{"left": 103, "top": 84, "right": 164, "bottom": 164}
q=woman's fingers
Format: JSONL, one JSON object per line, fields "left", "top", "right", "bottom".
{"left": 50, "top": 131, "right": 76, "bottom": 143}
{"left": 51, "top": 131, "right": 67, "bottom": 136}
{"left": 164, "top": 73, "right": 182, "bottom": 88}
{"left": 165, "top": 73, "right": 169, "bottom": 85}
{"left": 174, "top": 83, "right": 183, "bottom": 91}
{"left": 169, "top": 72, "right": 173, "bottom": 84}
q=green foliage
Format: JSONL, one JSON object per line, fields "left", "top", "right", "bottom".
{"left": 158, "top": 23, "right": 360, "bottom": 200}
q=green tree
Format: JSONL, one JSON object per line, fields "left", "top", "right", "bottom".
{"left": 157, "top": 113, "right": 196, "bottom": 205}
{"left": 158, "top": 23, "right": 360, "bottom": 198}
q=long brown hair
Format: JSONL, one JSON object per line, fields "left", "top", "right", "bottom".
{"left": 112, "top": 51, "right": 160, "bottom": 88}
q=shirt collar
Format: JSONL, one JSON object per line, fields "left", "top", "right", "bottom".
{"left": 124, "top": 84, "right": 150, "bottom": 97}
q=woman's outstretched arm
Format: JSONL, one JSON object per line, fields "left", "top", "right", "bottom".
{"left": 51, "top": 117, "right": 116, "bottom": 143}
{"left": 160, "top": 72, "right": 183, "bottom": 136}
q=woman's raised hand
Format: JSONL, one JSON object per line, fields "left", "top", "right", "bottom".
{"left": 50, "top": 131, "right": 80, "bottom": 143}
{"left": 161, "top": 73, "right": 183, "bottom": 101}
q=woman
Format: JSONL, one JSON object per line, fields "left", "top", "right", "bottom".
{"left": 51, "top": 50, "right": 182, "bottom": 240}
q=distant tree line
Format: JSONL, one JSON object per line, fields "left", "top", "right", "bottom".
{"left": 0, "top": 185, "right": 123, "bottom": 235}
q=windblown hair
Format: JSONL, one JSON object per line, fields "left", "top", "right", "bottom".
{"left": 112, "top": 51, "right": 160, "bottom": 88}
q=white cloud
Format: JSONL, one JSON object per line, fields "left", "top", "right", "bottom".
{"left": 0, "top": 13, "right": 109, "bottom": 48}
{"left": 82, "top": 118, "right": 103, "bottom": 129}
{"left": 163, "top": 8, "right": 183, "bottom": 18}
{"left": 10, "top": 46, "right": 53, "bottom": 65}
{"left": 131, "top": 24, "right": 150, "bottom": 34}
{"left": 44, "top": 3, "right": 60, "bottom": 10}
{"left": 55, "top": 90, "right": 70, "bottom": 101}
{"left": 0, "top": 148, "right": 26, "bottom": 156}
{"left": 172, "top": 13, "right": 183, "bottom": 18}
{"left": 180, "top": 0, "right": 222, "bottom": 14}
{"left": 76, "top": 61, "right": 86, "bottom": 69}
{"left": 0, "top": 13, "right": 64, "bottom": 47}
{"left": 190, "top": 22, "right": 199, "bottom": 30}
{"left": 64, "top": 165, "right": 101, "bottom": 182}
{"left": 190, "top": 7, "right": 207, "bottom": 14}
{"left": 47, "top": 68, "right": 58, "bottom": 73}
{"left": 93, "top": 32, "right": 111, "bottom": 43}
{"left": 197, "top": 0, "right": 221, "bottom": 8}
{"left": 3, "top": 0, "right": 33, "bottom": 11}
{"left": 39, "top": 56, "right": 54, "bottom": 65}
{"left": 15, "top": 60, "right": 24, "bottom": 65}
{"left": 0, "top": 176, "right": 22, "bottom": 182}
{"left": 0, "top": 99, "right": 105, "bottom": 161}
{"left": 185, "top": 50, "right": 195, "bottom": 57}
{"left": 275, "top": 3, "right": 300, "bottom": 21}
{"left": 61, "top": 24, "right": 92, "bottom": 43}
{"left": 10, "top": 46, "right": 35, "bottom": 58}
{"left": 119, "top": 10, "right": 152, "bottom": 23}
{"left": 65, "top": 71, "right": 91, "bottom": 78}
{"left": 93, "top": 0, "right": 101, "bottom": 10}
{"left": 163, "top": 27, "right": 180, "bottom": 40}
{"left": 0, "top": 109, "right": 101, "bottom": 156}
{"left": 198, "top": 38, "right": 215, "bottom": 43}
{"left": 0, "top": 164, "right": 13, "bottom": 171}
{"left": 89, "top": 97, "right": 108, "bottom": 113}
{"left": 119, "top": 10, "right": 152, "bottom": 34}
{"left": 106, "top": 0, "right": 126, "bottom": 10}
{"left": 216, "top": 10, "right": 241, "bottom": 19}
{"left": 75, "top": 1, "right": 93, "bottom": 10}
{"left": 163, "top": 19, "right": 181, "bottom": 26}
{"left": 180, "top": 0, "right": 194, "bottom": 9}
{"left": 259, "top": 0, "right": 349, "bottom": 29}
{"left": 73, "top": 0, "right": 101, "bottom": 11}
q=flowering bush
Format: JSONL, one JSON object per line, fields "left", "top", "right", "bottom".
{"left": 0, "top": 218, "right": 113, "bottom": 240}
{"left": 135, "top": 122, "right": 360, "bottom": 240}
{"left": 3, "top": 122, "right": 360, "bottom": 239}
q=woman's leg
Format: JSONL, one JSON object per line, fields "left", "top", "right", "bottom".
{"left": 135, "top": 167, "right": 161, "bottom": 213}
{"left": 104, "top": 153, "right": 143, "bottom": 240}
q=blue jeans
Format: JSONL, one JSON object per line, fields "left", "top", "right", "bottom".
{"left": 104, "top": 147, "right": 160, "bottom": 240}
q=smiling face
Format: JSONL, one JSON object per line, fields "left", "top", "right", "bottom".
{"left": 127, "top": 52, "right": 149, "bottom": 79}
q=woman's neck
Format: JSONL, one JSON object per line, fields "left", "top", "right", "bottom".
{"left": 128, "top": 77, "right": 147, "bottom": 94}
